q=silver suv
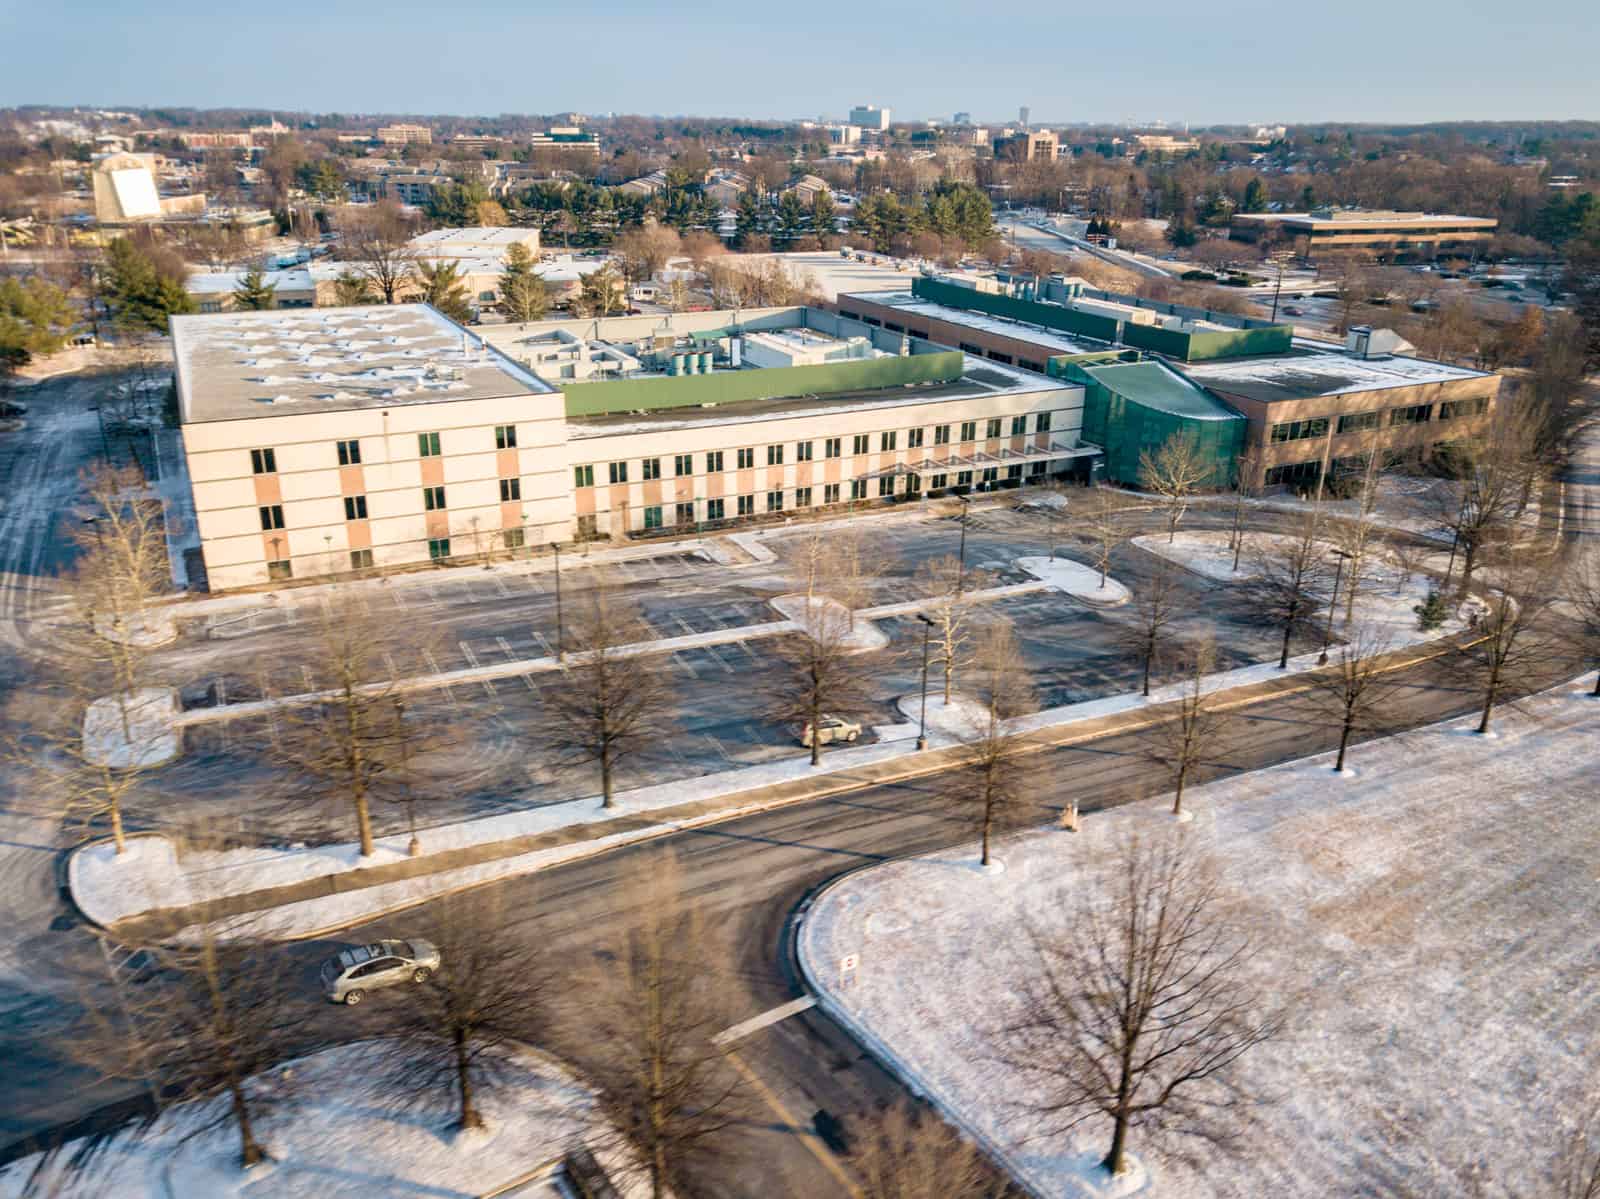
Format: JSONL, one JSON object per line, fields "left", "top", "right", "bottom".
{"left": 320, "top": 939, "right": 440, "bottom": 1005}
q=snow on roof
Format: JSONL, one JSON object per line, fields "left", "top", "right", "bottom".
{"left": 171, "top": 303, "right": 555, "bottom": 423}
{"left": 407, "top": 226, "right": 535, "bottom": 252}
{"left": 852, "top": 291, "right": 1102, "bottom": 354}
{"left": 1181, "top": 347, "right": 1488, "bottom": 404}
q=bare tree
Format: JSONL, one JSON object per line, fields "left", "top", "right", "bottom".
{"left": 337, "top": 200, "right": 418, "bottom": 304}
{"left": 915, "top": 554, "right": 991, "bottom": 703}
{"left": 1139, "top": 430, "right": 1212, "bottom": 543}
{"left": 946, "top": 619, "right": 1038, "bottom": 867}
{"left": 1549, "top": 1087, "right": 1600, "bottom": 1199}
{"left": 1080, "top": 486, "right": 1127, "bottom": 589}
{"left": 542, "top": 574, "right": 669, "bottom": 806}
{"left": 1004, "top": 832, "right": 1282, "bottom": 1177}
{"left": 1571, "top": 554, "right": 1600, "bottom": 698}
{"left": 1243, "top": 512, "right": 1329, "bottom": 669}
{"left": 846, "top": 1102, "right": 997, "bottom": 1199}
{"left": 1459, "top": 551, "right": 1560, "bottom": 734}
{"left": 772, "top": 535, "right": 882, "bottom": 766}
{"left": 579, "top": 854, "right": 751, "bottom": 1198}
{"left": 386, "top": 890, "right": 552, "bottom": 1131}
{"left": 1224, "top": 449, "right": 1261, "bottom": 573}
{"left": 72, "top": 915, "right": 298, "bottom": 1169}
{"left": 1145, "top": 638, "right": 1229, "bottom": 818}
{"left": 1385, "top": 532, "right": 1430, "bottom": 597}
{"left": 1117, "top": 558, "right": 1180, "bottom": 696}
{"left": 1307, "top": 625, "right": 1404, "bottom": 772}
{"left": 1327, "top": 445, "right": 1388, "bottom": 625}
{"left": 1434, "top": 402, "right": 1543, "bottom": 597}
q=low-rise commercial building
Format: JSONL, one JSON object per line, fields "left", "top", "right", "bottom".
{"left": 174, "top": 303, "right": 1094, "bottom": 589}
{"left": 407, "top": 226, "right": 540, "bottom": 262}
{"left": 1229, "top": 208, "right": 1498, "bottom": 259}
{"left": 377, "top": 123, "right": 433, "bottom": 146}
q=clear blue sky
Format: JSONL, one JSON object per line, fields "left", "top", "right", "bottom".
{"left": 4, "top": 0, "right": 1596, "bottom": 125}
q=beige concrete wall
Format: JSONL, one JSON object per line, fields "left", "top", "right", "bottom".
{"left": 185, "top": 391, "right": 573, "bottom": 589}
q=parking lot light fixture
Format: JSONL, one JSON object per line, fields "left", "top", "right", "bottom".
{"left": 553, "top": 541, "right": 565, "bottom": 663}
{"left": 1319, "top": 549, "right": 1352, "bottom": 665}
{"left": 956, "top": 494, "right": 972, "bottom": 596}
{"left": 917, "top": 613, "right": 935, "bottom": 751}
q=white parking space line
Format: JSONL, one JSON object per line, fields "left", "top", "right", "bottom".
{"left": 496, "top": 636, "right": 515, "bottom": 661}
{"left": 390, "top": 588, "right": 408, "bottom": 611}
{"left": 673, "top": 652, "right": 699, "bottom": 678}
{"left": 736, "top": 641, "right": 761, "bottom": 663}
{"left": 524, "top": 574, "right": 545, "bottom": 595}
{"left": 301, "top": 665, "right": 316, "bottom": 693}
{"left": 459, "top": 641, "right": 481, "bottom": 669}
{"left": 422, "top": 648, "right": 457, "bottom": 706}
{"left": 530, "top": 629, "right": 554, "bottom": 657}
{"left": 673, "top": 614, "right": 699, "bottom": 637}
{"left": 521, "top": 672, "right": 538, "bottom": 690}
{"left": 703, "top": 733, "right": 731, "bottom": 762}
{"left": 493, "top": 575, "right": 511, "bottom": 598}
{"left": 703, "top": 644, "right": 736, "bottom": 674}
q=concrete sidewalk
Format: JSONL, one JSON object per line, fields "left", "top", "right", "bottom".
{"left": 83, "top": 632, "right": 1467, "bottom": 943}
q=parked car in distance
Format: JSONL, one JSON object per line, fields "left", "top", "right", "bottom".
{"left": 1281, "top": 305, "right": 1302, "bottom": 316}
{"left": 800, "top": 715, "right": 862, "bottom": 747}
{"left": 0, "top": 401, "right": 28, "bottom": 417}
{"left": 321, "top": 938, "right": 440, "bottom": 1005}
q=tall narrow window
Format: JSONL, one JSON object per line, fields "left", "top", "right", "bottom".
{"left": 494, "top": 425, "right": 517, "bottom": 449}
{"left": 418, "top": 431, "right": 441, "bottom": 457}
{"left": 258, "top": 504, "right": 285, "bottom": 530}
{"left": 336, "top": 439, "right": 361, "bottom": 466}
{"left": 608, "top": 461, "right": 629, "bottom": 484}
{"left": 250, "top": 448, "right": 277, "bottom": 474}
{"left": 574, "top": 464, "right": 594, "bottom": 488}
{"left": 423, "top": 485, "right": 446, "bottom": 510}
{"left": 343, "top": 495, "right": 368, "bottom": 520}
{"left": 499, "top": 477, "right": 521, "bottom": 502}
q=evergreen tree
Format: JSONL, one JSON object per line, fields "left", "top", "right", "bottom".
{"left": 0, "top": 275, "right": 76, "bottom": 361}
{"left": 1242, "top": 177, "right": 1268, "bottom": 213}
{"left": 417, "top": 260, "right": 474, "bottom": 323}
{"left": 735, "top": 191, "right": 765, "bottom": 248}
{"left": 231, "top": 269, "right": 277, "bottom": 311}
{"left": 102, "top": 238, "right": 195, "bottom": 334}
{"left": 332, "top": 272, "right": 375, "bottom": 306}
{"left": 572, "top": 264, "right": 626, "bottom": 318}
{"left": 776, "top": 191, "right": 807, "bottom": 244}
{"left": 499, "top": 243, "right": 549, "bottom": 323}
{"left": 810, "top": 190, "right": 837, "bottom": 240}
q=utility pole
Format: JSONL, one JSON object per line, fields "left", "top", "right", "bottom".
{"left": 916, "top": 614, "right": 934, "bottom": 751}
{"left": 553, "top": 541, "right": 565, "bottom": 662}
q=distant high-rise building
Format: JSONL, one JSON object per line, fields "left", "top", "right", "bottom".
{"left": 953, "top": 111, "right": 972, "bottom": 126}
{"left": 1019, "top": 106, "right": 1030, "bottom": 128}
{"left": 848, "top": 104, "right": 891, "bottom": 131}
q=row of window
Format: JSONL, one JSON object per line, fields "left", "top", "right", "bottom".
{"left": 265, "top": 529, "right": 537, "bottom": 581}
{"left": 574, "top": 417, "right": 1054, "bottom": 488}
{"left": 258, "top": 477, "right": 523, "bottom": 531}
{"left": 249, "top": 427, "right": 521, "bottom": 476}
{"left": 1273, "top": 398, "right": 1477, "bottom": 446}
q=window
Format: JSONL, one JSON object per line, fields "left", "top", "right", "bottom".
{"left": 423, "top": 485, "right": 446, "bottom": 510}
{"left": 880, "top": 431, "right": 897, "bottom": 452}
{"left": 767, "top": 490, "right": 784, "bottom": 512}
{"left": 824, "top": 483, "right": 841, "bottom": 504}
{"left": 850, "top": 479, "right": 867, "bottom": 500}
{"left": 1029, "top": 460, "right": 1047, "bottom": 478}
{"left": 1389, "top": 403, "right": 1432, "bottom": 426}
{"left": 343, "top": 495, "right": 368, "bottom": 521}
{"left": 1337, "top": 410, "right": 1382, "bottom": 434}
{"left": 853, "top": 434, "right": 870, "bottom": 455}
{"left": 825, "top": 437, "right": 841, "bottom": 459}
{"left": 576, "top": 514, "right": 598, "bottom": 540}
{"left": 267, "top": 560, "right": 293, "bottom": 581}
{"left": 737, "top": 494, "right": 755, "bottom": 516}
{"left": 767, "top": 444, "right": 784, "bottom": 466}
{"left": 250, "top": 448, "right": 277, "bottom": 474}
{"left": 644, "top": 506, "right": 663, "bottom": 530}
{"left": 878, "top": 476, "right": 896, "bottom": 496}
{"left": 906, "top": 428, "right": 924, "bottom": 449}
{"left": 349, "top": 549, "right": 373, "bottom": 570}
{"left": 574, "top": 464, "right": 594, "bottom": 488}
{"left": 986, "top": 350, "right": 1014, "bottom": 365}
{"left": 957, "top": 470, "right": 973, "bottom": 487}
{"left": 1264, "top": 460, "right": 1323, "bottom": 487}
{"left": 1007, "top": 464, "right": 1024, "bottom": 480}
{"left": 960, "top": 421, "right": 977, "bottom": 442}
{"left": 674, "top": 453, "right": 693, "bottom": 476}
{"left": 737, "top": 447, "right": 754, "bottom": 469}
{"left": 1019, "top": 359, "right": 1045, "bottom": 373}
{"left": 636, "top": 457, "right": 659, "bottom": 481}
{"left": 706, "top": 450, "right": 724, "bottom": 472}
{"left": 989, "top": 418, "right": 1004, "bottom": 439}
{"left": 705, "top": 498, "right": 725, "bottom": 520}
{"left": 258, "top": 505, "right": 285, "bottom": 531}
{"left": 675, "top": 502, "right": 696, "bottom": 525}
{"left": 1036, "top": 411, "right": 1052, "bottom": 433}
{"left": 795, "top": 486, "right": 812, "bottom": 508}
{"left": 959, "top": 342, "right": 984, "bottom": 355}
{"left": 1010, "top": 416, "right": 1025, "bottom": 436}
{"left": 981, "top": 467, "right": 999, "bottom": 485}
{"left": 499, "top": 477, "right": 521, "bottom": 502}
{"left": 608, "top": 461, "right": 628, "bottom": 484}
{"left": 428, "top": 537, "right": 451, "bottom": 560}
{"left": 1270, "top": 418, "right": 1330, "bottom": 444}
{"left": 503, "top": 528, "right": 525, "bottom": 550}
{"left": 934, "top": 424, "right": 951, "bottom": 446}
{"left": 796, "top": 441, "right": 814, "bottom": 462}
{"left": 906, "top": 473, "right": 921, "bottom": 494}
{"left": 1439, "top": 397, "right": 1489, "bottom": 421}
{"left": 931, "top": 473, "right": 948, "bottom": 489}
{"left": 418, "top": 432, "right": 441, "bottom": 457}
{"left": 494, "top": 425, "right": 517, "bottom": 450}
{"left": 336, "top": 439, "right": 361, "bottom": 466}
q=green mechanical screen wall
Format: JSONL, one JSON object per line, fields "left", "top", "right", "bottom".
{"left": 1068, "top": 365, "right": 1245, "bottom": 487}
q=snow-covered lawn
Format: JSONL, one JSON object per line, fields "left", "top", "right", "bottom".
{"left": 82, "top": 687, "right": 181, "bottom": 768}
{"left": 800, "top": 676, "right": 1600, "bottom": 1198}
{"left": 0, "top": 1041, "right": 626, "bottom": 1199}
{"left": 1018, "top": 555, "right": 1131, "bottom": 606}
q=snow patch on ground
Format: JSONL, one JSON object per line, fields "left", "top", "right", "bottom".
{"left": 91, "top": 608, "right": 178, "bottom": 647}
{"left": 799, "top": 677, "right": 1600, "bottom": 1198}
{"left": 1017, "top": 555, "right": 1131, "bottom": 606}
{"left": 81, "top": 687, "right": 181, "bottom": 768}
{"left": 770, "top": 593, "right": 889, "bottom": 651}
{"left": 0, "top": 1041, "right": 632, "bottom": 1199}
{"left": 894, "top": 692, "right": 995, "bottom": 738}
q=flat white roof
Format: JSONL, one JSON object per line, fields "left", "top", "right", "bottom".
{"left": 407, "top": 227, "right": 537, "bottom": 252}
{"left": 1182, "top": 347, "right": 1487, "bottom": 404}
{"left": 846, "top": 292, "right": 1102, "bottom": 355}
{"left": 172, "top": 304, "right": 554, "bottom": 424}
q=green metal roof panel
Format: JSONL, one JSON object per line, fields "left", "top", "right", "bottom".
{"left": 1077, "top": 361, "right": 1242, "bottom": 422}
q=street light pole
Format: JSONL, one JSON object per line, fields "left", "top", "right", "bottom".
{"left": 1318, "top": 551, "right": 1349, "bottom": 665}
{"left": 916, "top": 614, "right": 934, "bottom": 751}
{"left": 956, "top": 494, "right": 971, "bottom": 596}
{"left": 553, "top": 541, "right": 565, "bottom": 663}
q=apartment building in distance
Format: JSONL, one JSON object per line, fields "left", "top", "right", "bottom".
{"left": 993, "top": 130, "right": 1058, "bottom": 162}
{"left": 377, "top": 122, "right": 433, "bottom": 145}
{"left": 173, "top": 303, "right": 1093, "bottom": 589}
{"left": 1229, "top": 208, "right": 1498, "bottom": 260}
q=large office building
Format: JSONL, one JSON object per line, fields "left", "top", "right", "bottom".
{"left": 839, "top": 274, "right": 1498, "bottom": 490}
{"left": 993, "top": 130, "right": 1058, "bottom": 162}
{"left": 174, "top": 304, "right": 1091, "bottom": 590}
{"left": 849, "top": 104, "right": 892, "bottom": 131}
{"left": 1228, "top": 208, "right": 1498, "bottom": 259}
